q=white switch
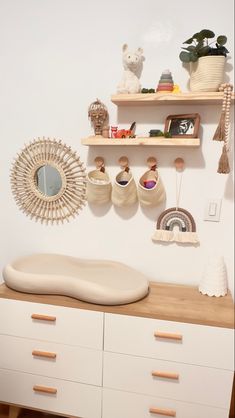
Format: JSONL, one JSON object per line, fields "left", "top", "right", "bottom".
{"left": 204, "top": 199, "right": 222, "bottom": 222}
{"left": 209, "top": 202, "right": 217, "bottom": 216}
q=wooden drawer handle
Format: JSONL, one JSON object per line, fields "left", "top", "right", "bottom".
{"left": 32, "top": 350, "right": 57, "bottom": 359}
{"left": 33, "top": 385, "right": 57, "bottom": 395}
{"left": 149, "top": 407, "right": 176, "bottom": 417}
{"left": 152, "top": 371, "right": 179, "bottom": 380}
{"left": 31, "top": 314, "right": 56, "bottom": 322}
{"left": 154, "top": 331, "right": 182, "bottom": 341}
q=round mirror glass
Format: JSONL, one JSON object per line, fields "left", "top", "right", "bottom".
{"left": 35, "top": 165, "right": 62, "bottom": 197}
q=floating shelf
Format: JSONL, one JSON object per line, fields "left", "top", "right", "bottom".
{"left": 111, "top": 92, "right": 235, "bottom": 106}
{"left": 81, "top": 136, "right": 200, "bottom": 147}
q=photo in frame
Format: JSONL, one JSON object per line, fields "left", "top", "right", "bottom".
{"left": 164, "top": 113, "right": 200, "bottom": 138}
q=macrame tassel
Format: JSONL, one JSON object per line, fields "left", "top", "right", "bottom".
{"left": 213, "top": 111, "right": 226, "bottom": 141}
{"left": 217, "top": 145, "right": 230, "bottom": 174}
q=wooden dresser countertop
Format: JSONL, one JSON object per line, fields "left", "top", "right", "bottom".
{"left": 0, "top": 282, "right": 234, "bottom": 329}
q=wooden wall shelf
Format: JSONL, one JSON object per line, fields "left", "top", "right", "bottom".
{"left": 111, "top": 92, "right": 235, "bottom": 106}
{"left": 81, "top": 136, "right": 200, "bottom": 147}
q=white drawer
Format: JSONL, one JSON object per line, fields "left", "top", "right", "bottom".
{"left": 102, "top": 388, "right": 229, "bottom": 418}
{"left": 0, "top": 368, "right": 101, "bottom": 418}
{"left": 104, "top": 313, "right": 234, "bottom": 370}
{"left": 103, "top": 352, "right": 233, "bottom": 409}
{"left": 0, "top": 334, "right": 102, "bottom": 386}
{"left": 0, "top": 299, "right": 103, "bottom": 349}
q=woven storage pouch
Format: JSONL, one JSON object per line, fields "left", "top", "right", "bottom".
{"left": 190, "top": 56, "right": 225, "bottom": 92}
{"left": 112, "top": 170, "right": 137, "bottom": 207}
{"left": 87, "top": 169, "right": 111, "bottom": 204}
{"left": 138, "top": 171, "right": 166, "bottom": 207}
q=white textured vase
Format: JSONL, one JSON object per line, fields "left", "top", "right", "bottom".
{"left": 190, "top": 56, "right": 226, "bottom": 92}
{"left": 199, "top": 255, "right": 228, "bottom": 297}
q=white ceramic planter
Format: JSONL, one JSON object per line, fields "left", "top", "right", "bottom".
{"left": 190, "top": 56, "right": 226, "bottom": 92}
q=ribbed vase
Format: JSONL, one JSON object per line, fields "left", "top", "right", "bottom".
{"left": 190, "top": 56, "right": 226, "bottom": 92}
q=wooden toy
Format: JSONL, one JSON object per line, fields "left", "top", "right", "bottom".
{"left": 156, "top": 70, "right": 174, "bottom": 92}
{"left": 113, "top": 122, "right": 136, "bottom": 139}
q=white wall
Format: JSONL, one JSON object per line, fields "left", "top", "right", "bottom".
{"left": 0, "top": 0, "right": 234, "bottom": 294}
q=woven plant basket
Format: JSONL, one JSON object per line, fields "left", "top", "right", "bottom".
{"left": 112, "top": 170, "right": 137, "bottom": 207}
{"left": 86, "top": 169, "right": 111, "bottom": 204}
{"left": 190, "top": 56, "right": 225, "bottom": 92}
{"left": 138, "top": 171, "right": 165, "bottom": 207}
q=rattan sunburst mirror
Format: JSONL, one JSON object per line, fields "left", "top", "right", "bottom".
{"left": 11, "top": 137, "right": 87, "bottom": 224}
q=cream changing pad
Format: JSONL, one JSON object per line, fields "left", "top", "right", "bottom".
{"left": 3, "top": 254, "right": 149, "bottom": 305}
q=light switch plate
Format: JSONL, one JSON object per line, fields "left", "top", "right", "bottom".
{"left": 204, "top": 199, "right": 222, "bottom": 222}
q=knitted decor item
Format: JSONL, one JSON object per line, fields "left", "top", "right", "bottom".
{"left": 152, "top": 207, "right": 199, "bottom": 244}
{"left": 112, "top": 169, "right": 137, "bottom": 207}
{"left": 213, "top": 83, "right": 233, "bottom": 174}
{"left": 86, "top": 162, "right": 111, "bottom": 205}
{"left": 199, "top": 255, "right": 228, "bottom": 297}
{"left": 138, "top": 157, "right": 165, "bottom": 207}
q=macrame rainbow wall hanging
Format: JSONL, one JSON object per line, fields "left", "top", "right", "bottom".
{"left": 152, "top": 207, "right": 199, "bottom": 244}
{"left": 152, "top": 157, "right": 199, "bottom": 245}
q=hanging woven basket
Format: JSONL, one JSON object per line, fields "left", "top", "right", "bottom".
{"left": 86, "top": 169, "right": 111, "bottom": 204}
{"left": 112, "top": 170, "right": 137, "bottom": 207}
{"left": 138, "top": 171, "right": 165, "bottom": 207}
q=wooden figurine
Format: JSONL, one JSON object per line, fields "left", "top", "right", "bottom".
{"left": 88, "top": 99, "right": 108, "bottom": 136}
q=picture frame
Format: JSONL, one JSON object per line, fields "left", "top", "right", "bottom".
{"left": 164, "top": 113, "right": 200, "bottom": 138}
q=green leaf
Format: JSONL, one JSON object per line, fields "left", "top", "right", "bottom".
{"left": 193, "top": 32, "right": 204, "bottom": 41}
{"left": 198, "top": 45, "right": 211, "bottom": 56}
{"left": 187, "top": 45, "right": 196, "bottom": 52}
{"left": 217, "top": 35, "right": 227, "bottom": 45}
{"left": 190, "top": 52, "right": 198, "bottom": 62}
{"left": 179, "top": 51, "right": 191, "bottom": 62}
{"left": 200, "top": 29, "right": 215, "bottom": 39}
{"left": 183, "top": 37, "right": 194, "bottom": 44}
{"left": 195, "top": 41, "right": 204, "bottom": 51}
{"left": 181, "top": 45, "right": 196, "bottom": 52}
{"left": 217, "top": 46, "right": 229, "bottom": 54}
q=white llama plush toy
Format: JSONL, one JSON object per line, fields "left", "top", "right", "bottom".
{"left": 117, "top": 44, "right": 144, "bottom": 94}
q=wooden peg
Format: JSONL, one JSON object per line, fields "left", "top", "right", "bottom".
{"left": 119, "top": 156, "right": 129, "bottom": 172}
{"left": 147, "top": 156, "right": 157, "bottom": 171}
{"left": 94, "top": 156, "right": 105, "bottom": 172}
{"left": 174, "top": 157, "right": 185, "bottom": 172}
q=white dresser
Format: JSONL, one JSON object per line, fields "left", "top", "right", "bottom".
{"left": 0, "top": 283, "right": 234, "bottom": 418}
{"left": 0, "top": 297, "right": 103, "bottom": 418}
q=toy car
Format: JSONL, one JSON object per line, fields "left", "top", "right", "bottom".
{"left": 114, "top": 122, "right": 136, "bottom": 138}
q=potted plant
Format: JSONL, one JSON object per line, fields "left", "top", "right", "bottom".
{"left": 179, "top": 29, "right": 229, "bottom": 92}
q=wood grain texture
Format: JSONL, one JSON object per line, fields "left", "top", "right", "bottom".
{"left": 0, "top": 403, "right": 76, "bottom": 418}
{"left": 0, "top": 282, "right": 234, "bottom": 329}
{"left": 81, "top": 136, "right": 200, "bottom": 146}
{"left": 8, "top": 406, "right": 21, "bottom": 418}
{"left": 111, "top": 92, "right": 235, "bottom": 106}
